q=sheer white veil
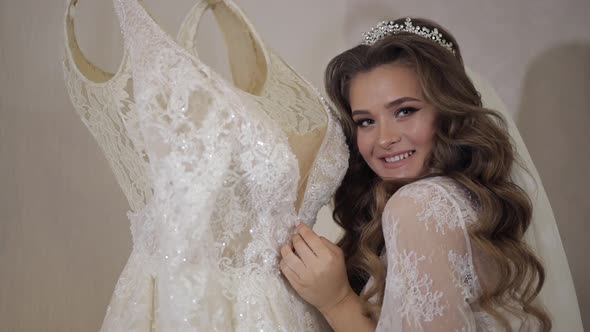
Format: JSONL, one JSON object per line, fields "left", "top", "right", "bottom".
{"left": 467, "top": 68, "right": 584, "bottom": 331}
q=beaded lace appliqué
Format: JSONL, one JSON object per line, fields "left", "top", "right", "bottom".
{"left": 64, "top": 0, "right": 349, "bottom": 330}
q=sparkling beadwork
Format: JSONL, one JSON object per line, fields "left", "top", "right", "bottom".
{"left": 83, "top": 0, "right": 349, "bottom": 330}
{"left": 362, "top": 17, "right": 456, "bottom": 55}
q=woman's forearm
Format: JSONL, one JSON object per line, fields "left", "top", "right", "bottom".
{"left": 320, "top": 291, "right": 376, "bottom": 332}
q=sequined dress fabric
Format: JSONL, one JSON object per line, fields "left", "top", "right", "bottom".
{"left": 111, "top": 0, "right": 350, "bottom": 328}
{"left": 64, "top": 0, "right": 348, "bottom": 330}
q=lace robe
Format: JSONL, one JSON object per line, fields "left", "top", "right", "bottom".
{"left": 372, "top": 177, "right": 534, "bottom": 332}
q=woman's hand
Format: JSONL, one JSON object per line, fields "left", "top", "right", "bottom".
{"left": 279, "top": 223, "right": 353, "bottom": 314}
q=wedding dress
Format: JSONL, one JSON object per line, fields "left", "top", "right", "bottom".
{"left": 67, "top": 0, "right": 349, "bottom": 330}
{"left": 63, "top": 0, "right": 152, "bottom": 212}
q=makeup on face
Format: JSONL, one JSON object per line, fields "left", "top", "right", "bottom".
{"left": 349, "top": 64, "right": 436, "bottom": 179}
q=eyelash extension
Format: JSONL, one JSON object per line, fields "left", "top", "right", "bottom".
{"left": 353, "top": 107, "right": 419, "bottom": 126}
{"left": 354, "top": 118, "right": 373, "bottom": 127}
{"left": 396, "top": 106, "right": 419, "bottom": 117}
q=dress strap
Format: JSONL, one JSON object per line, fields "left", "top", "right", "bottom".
{"left": 176, "top": 0, "right": 270, "bottom": 95}
{"left": 64, "top": 0, "right": 122, "bottom": 84}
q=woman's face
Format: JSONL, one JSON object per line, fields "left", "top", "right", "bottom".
{"left": 349, "top": 64, "right": 436, "bottom": 179}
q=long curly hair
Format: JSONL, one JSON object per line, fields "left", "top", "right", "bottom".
{"left": 325, "top": 18, "right": 550, "bottom": 330}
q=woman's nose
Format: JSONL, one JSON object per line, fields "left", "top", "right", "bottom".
{"left": 377, "top": 122, "right": 401, "bottom": 148}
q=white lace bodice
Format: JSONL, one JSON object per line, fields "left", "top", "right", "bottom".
{"left": 62, "top": 0, "right": 155, "bottom": 212}
{"left": 371, "top": 177, "right": 532, "bottom": 332}
{"left": 70, "top": 0, "right": 349, "bottom": 330}
{"left": 63, "top": 0, "right": 335, "bottom": 213}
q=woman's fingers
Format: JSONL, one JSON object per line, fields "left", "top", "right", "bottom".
{"left": 320, "top": 236, "right": 339, "bottom": 253}
{"left": 279, "top": 259, "right": 300, "bottom": 285}
{"left": 296, "top": 223, "right": 331, "bottom": 258}
{"left": 280, "top": 244, "right": 306, "bottom": 278}
{"left": 320, "top": 237, "right": 344, "bottom": 261}
{"left": 292, "top": 234, "right": 318, "bottom": 265}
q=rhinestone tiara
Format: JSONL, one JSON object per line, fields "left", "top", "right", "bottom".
{"left": 362, "top": 17, "right": 456, "bottom": 55}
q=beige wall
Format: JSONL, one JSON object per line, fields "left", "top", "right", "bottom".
{"left": 516, "top": 44, "right": 590, "bottom": 327}
{"left": 1, "top": 0, "right": 588, "bottom": 330}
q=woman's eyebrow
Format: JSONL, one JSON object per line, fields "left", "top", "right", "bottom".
{"left": 351, "top": 97, "right": 421, "bottom": 116}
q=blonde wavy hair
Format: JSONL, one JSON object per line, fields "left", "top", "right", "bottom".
{"left": 325, "top": 18, "right": 550, "bottom": 331}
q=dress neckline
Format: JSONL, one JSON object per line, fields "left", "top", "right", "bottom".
{"left": 121, "top": 0, "right": 334, "bottom": 216}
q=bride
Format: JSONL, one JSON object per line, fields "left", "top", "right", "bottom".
{"left": 280, "top": 17, "right": 583, "bottom": 332}
{"left": 64, "top": 0, "right": 582, "bottom": 329}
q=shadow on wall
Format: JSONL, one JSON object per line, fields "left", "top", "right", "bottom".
{"left": 517, "top": 43, "right": 590, "bottom": 328}
{"left": 343, "top": 1, "right": 399, "bottom": 43}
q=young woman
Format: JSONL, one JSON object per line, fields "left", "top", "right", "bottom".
{"left": 279, "top": 18, "right": 552, "bottom": 331}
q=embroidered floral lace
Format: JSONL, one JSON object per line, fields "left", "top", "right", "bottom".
{"left": 64, "top": 0, "right": 348, "bottom": 330}
{"left": 371, "top": 177, "right": 519, "bottom": 332}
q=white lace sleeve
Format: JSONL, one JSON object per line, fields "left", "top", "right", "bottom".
{"left": 376, "top": 178, "right": 480, "bottom": 332}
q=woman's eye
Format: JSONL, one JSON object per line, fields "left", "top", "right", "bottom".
{"left": 354, "top": 119, "right": 374, "bottom": 127}
{"left": 396, "top": 107, "right": 418, "bottom": 117}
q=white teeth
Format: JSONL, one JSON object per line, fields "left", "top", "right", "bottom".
{"left": 385, "top": 151, "right": 414, "bottom": 163}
